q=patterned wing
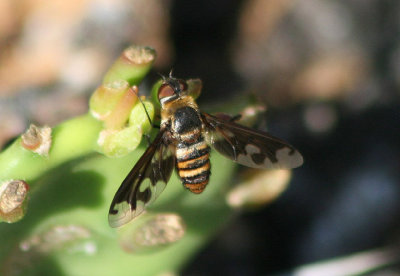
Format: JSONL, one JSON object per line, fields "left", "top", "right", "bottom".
{"left": 202, "top": 113, "right": 303, "bottom": 169}
{"left": 108, "top": 130, "right": 175, "bottom": 228}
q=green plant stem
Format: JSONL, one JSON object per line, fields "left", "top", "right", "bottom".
{"left": 0, "top": 114, "right": 102, "bottom": 182}
{"left": 102, "top": 46, "right": 156, "bottom": 86}
{"left": 0, "top": 139, "right": 235, "bottom": 275}
{"left": 0, "top": 45, "right": 240, "bottom": 276}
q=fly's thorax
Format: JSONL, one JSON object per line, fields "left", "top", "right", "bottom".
{"left": 159, "top": 95, "right": 203, "bottom": 141}
{"left": 172, "top": 106, "right": 202, "bottom": 135}
{"left": 160, "top": 95, "right": 199, "bottom": 123}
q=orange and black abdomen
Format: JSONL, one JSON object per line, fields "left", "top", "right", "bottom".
{"left": 176, "top": 137, "right": 210, "bottom": 193}
{"left": 173, "top": 106, "right": 211, "bottom": 193}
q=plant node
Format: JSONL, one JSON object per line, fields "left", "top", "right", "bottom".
{"left": 21, "top": 124, "right": 52, "bottom": 156}
{"left": 119, "top": 213, "right": 186, "bottom": 253}
{"left": 0, "top": 180, "right": 29, "bottom": 223}
{"left": 227, "top": 169, "right": 291, "bottom": 209}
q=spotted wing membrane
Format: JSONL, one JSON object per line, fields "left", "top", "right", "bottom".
{"left": 108, "top": 130, "right": 175, "bottom": 228}
{"left": 202, "top": 113, "right": 303, "bottom": 169}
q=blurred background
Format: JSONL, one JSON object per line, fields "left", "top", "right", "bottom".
{"left": 1, "top": 0, "right": 399, "bottom": 275}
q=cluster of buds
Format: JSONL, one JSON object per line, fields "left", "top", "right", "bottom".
{"left": 90, "top": 46, "right": 157, "bottom": 157}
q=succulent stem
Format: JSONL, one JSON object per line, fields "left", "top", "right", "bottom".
{"left": 103, "top": 46, "right": 156, "bottom": 86}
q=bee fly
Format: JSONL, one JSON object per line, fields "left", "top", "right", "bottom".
{"left": 108, "top": 75, "right": 303, "bottom": 227}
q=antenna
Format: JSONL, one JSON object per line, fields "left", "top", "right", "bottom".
{"left": 158, "top": 72, "right": 167, "bottom": 82}
{"left": 129, "top": 86, "right": 153, "bottom": 127}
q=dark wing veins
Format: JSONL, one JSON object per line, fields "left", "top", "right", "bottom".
{"left": 202, "top": 113, "right": 303, "bottom": 169}
{"left": 108, "top": 129, "right": 175, "bottom": 228}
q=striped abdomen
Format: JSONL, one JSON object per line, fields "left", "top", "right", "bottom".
{"left": 172, "top": 106, "right": 210, "bottom": 194}
{"left": 176, "top": 136, "right": 211, "bottom": 193}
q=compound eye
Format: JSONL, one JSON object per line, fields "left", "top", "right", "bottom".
{"left": 158, "top": 84, "right": 175, "bottom": 100}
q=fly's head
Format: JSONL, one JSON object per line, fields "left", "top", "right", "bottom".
{"left": 158, "top": 76, "right": 189, "bottom": 107}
